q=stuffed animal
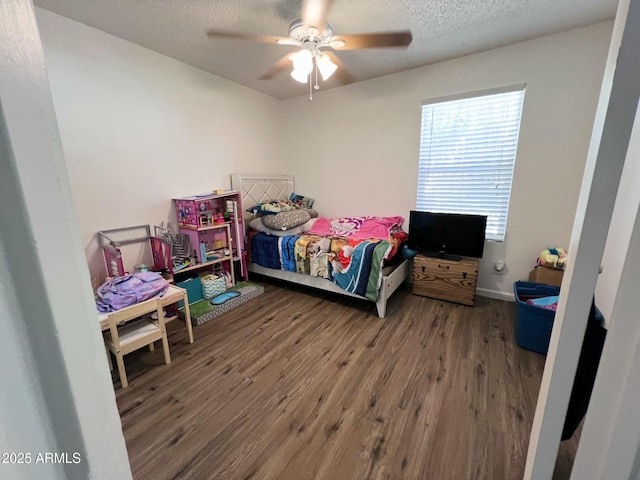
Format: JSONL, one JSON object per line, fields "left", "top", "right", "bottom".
{"left": 538, "top": 247, "right": 568, "bottom": 269}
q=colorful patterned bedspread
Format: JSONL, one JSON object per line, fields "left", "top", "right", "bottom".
{"left": 309, "top": 216, "right": 404, "bottom": 240}
{"left": 249, "top": 230, "right": 407, "bottom": 301}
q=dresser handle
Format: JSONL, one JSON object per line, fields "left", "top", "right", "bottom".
{"left": 438, "top": 264, "right": 450, "bottom": 270}
{"left": 422, "top": 266, "right": 425, "bottom": 273}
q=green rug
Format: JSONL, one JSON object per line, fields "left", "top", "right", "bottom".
{"left": 185, "top": 282, "right": 264, "bottom": 326}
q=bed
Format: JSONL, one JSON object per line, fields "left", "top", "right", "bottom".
{"left": 230, "top": 174, "right": 411, "bottom": 318}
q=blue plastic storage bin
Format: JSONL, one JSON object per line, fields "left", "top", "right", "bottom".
{"left": 514, "top": 282, "right": 559, "bottom": 354}
{"left": 514, "top": 281, "right": 602, "bottom": 355}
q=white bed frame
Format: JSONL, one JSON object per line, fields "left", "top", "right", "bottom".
{"left": 231, "top": 174, "right": 410, "bottom": 318}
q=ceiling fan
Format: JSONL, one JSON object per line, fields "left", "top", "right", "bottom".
{"left": 206, "top": 0, "right": 412, "bottom": 98}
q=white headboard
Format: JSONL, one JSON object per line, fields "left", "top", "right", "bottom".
{"left": 231, "top": 174, "right": 295, "bottom": 225}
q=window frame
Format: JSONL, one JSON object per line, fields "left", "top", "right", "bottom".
{"left": 416, "top": 84, "right": 526, "bottom": 242}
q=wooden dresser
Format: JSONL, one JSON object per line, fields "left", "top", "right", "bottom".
{"left": 412, "top": 254, "right": 479, "bottom": 306}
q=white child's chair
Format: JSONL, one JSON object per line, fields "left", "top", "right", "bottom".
{"left": 104, "top": 300, "right": 171, "bottom": 388}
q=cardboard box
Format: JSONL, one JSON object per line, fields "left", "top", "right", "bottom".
{"left": 528, "top": 266, "right": 564, "bottom": 287}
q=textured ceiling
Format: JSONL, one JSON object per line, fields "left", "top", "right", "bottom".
{"left": 34, "top": 0, "right": 617, "bottom": 100}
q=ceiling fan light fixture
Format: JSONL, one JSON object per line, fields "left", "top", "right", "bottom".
{"left": 291, "top": 49, "right": 313, "bottom": 72}
{"left": 290, "top": 49, "right": 314, "bottom": 83}
{"left": 207, "top": 0, "right": 413, "bottom": 96}
{"left": 316, "top": 53, "right": 337, "bottom": 81}
{"left": 291, "top": 67, "right": 310, "bottom": 83}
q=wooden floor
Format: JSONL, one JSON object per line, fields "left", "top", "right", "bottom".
{"left": 115, "top": 281, "right": 579, "bottom": 479}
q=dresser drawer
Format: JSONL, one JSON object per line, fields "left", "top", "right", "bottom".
{"left": 412, "top": 255, "right": 478, "bottom": 306}
{"left": 414, "top": 256, "right": 478, "bottom": 276}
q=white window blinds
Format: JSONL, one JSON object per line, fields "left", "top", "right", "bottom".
{"left": 417, "top": 87, "right": 525, "bottom": 241}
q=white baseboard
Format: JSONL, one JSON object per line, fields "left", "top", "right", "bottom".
{"left": 477, "top": 288, "right": 515, "bottom": 302}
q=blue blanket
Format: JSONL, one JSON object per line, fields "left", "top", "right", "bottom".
{"left": 279, "top": 236, "right": 298, "bottom": 272}
{"left": 251, "top": 233, "right": 392, "bottom": 301}
{"left": 251, "top": 233, "right": 281, "bottom": 269}
{"left": 333, "top": 241, "right": 378, "bottom": 297}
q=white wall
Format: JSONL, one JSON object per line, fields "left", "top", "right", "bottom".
{"left": 1, "top": 1, "right": 131, "bottom": 477}
{"left": 525, "top": 0, "right": 639, "bottom": 473}
{"left": 35, "top": 9, "right": 286, "bottom": 286}
{"left": 36, "top": 8, "right": 613, "bottom": 299}
{"left": 595, "top": 117, "right": 640, "bottom": 324}
{"left": 279, "top": 22, "right": 612, "bottom": 299}
{"left": 0, "top": 208, "right": 65, "bottom": 480}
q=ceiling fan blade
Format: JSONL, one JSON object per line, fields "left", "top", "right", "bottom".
{"left": 258, "top": 53, "right": 296, "bottom": 80}
{"left": 331, "top": 31, "right": 413, "bottom": 50}
{"left": 323, "top": 51, "right": 354, "bottom": 85}
{"left": 302, "top": 0, "right": 332, "bottom": 32}
{"left": 207, "top": 29, "right": 292, "bottom": 45}
{"left": 276, "top": 38, "right": 302, "bottom": 46}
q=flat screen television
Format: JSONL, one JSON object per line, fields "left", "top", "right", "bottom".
{"left": 408, "top": 211, "right": 487, "bottom": 259}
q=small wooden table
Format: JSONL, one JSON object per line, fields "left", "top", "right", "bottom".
{"left": 98, "top": 284, "right": 194, "bottom": 344}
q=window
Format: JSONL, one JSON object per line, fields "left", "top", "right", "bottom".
{"left": 416, "top": 86, "right": 525, "bottom": 241}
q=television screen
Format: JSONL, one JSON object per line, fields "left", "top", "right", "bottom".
{"left": 407, "top": 212, "right": 445, "bottom": 254}
{"left": 408, "top": 211, "right": 487, "bottom": 259}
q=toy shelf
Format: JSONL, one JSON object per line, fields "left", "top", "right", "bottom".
{"left": 178, "top": 222, "right": 232, "bottom": 231}
{"left": 172, "top": 190, "right": 247, "bottom": 286}
{"left": 173, "top": 255, "right": 233, "bottom": 275}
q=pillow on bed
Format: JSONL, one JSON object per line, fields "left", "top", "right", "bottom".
{"left": 248, "top": 217, "right": 317, "bottom": 236}
{"left": 300, "top": 217, "right": 317, "bottom": 232}
{"left": 246, "top": 201, "right": 292, "bottom": 215}
{"left": 249, "top": 217, "right": 303, "bottom": 236}
{"left": 247, "top": 199, "right": 317, "bottom": 217}
{"left": 261, "top": 210, "right": 311, "bottom": 231}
